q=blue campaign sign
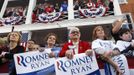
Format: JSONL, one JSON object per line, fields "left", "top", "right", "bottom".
{"left": 55, "top": 53, "right": 100, "bottom": 75}
{"left": 14, "top": 50, "right": 55, "bottom": 75}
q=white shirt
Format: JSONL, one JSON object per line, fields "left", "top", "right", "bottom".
{"left": 116, "top": 40, "right": 131, "bottom": 52}
{"left": 92, "top": 39, "right": 116, "bottom": 54}
{"left": 72, "top": 42, "right": 79, "bottom": 54}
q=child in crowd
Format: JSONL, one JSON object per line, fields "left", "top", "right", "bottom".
{"left": 26, "top": 39, "right": 35, "bottom": 51}
{"left": 111, "top": 18, "right": 127, "bottom": 42}
{"left": 116, "top": 28, "right": 134, "bottom": 56}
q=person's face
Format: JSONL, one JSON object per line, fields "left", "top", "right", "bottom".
{"left": 9, "top": 32, "right": 20, "bottom": 42}
{"left": 95, "top": 27, "right": 105, "bottom": 39}
{"left": 70, "top": 30, "right": 80, "bottom": 40}
{"left": 120, "top": 31, "right": 132, "bottom": 41}
{"left": 32, "top": 45, "right": 40, "bottom": 51}
{"left": 47, "top": 35, "right": 56, "bottom": 45}
{"left": 27, "top": 41, "right": 35, "bottom": 48}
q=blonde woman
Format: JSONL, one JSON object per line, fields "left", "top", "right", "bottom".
{"left": 0, "top": 31, "right": 24, "bottom": 75}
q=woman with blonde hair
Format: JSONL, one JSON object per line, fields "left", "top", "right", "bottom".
{"left": 92, "top": 26, "right": 122, "bottom": 75}
{"left": 0, "top": 31, "right": 24, "bottom": 75}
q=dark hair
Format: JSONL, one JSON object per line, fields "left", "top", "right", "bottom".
{"left": 118, "top": 28, "right": 131, "bottom": 36}
{"left": 44, "top": 33, "right": 59, "bottom": 44}
{"left": 27, "top": 39, "right": 36, "bottom": 44}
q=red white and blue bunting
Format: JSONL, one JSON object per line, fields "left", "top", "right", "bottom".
{"left": 0, "top": 16, "right": 24, "bottom": 26}
{"left": 38, "top": 12, "right": 62, "bottom": 23}
{"left": 79, "top": 5, "right": 108, "bottom": 18}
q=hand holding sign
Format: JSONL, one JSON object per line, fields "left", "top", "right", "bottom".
{"left": 65, "top": 50, "right": 74, "bottom": 59}
{"left": 65, "top": 45, "right": 76, "bottom": 59}
{"left": 55, "top": 53, "right": 100, "bottom": 75}
{"left": 49, "top": 51, "right": 56, "bottom": 58}
{"left": 14, "top": 50, "right": 56, "bottom": 75}
{"left": 85, "top": 49, "right": 93, "bottom": 56}
{"left": 39, "top": 48, "right": 56, "bottom": 58}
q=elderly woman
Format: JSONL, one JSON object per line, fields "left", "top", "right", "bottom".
{"left": 0, "top": 31, "right": 24, "bottom": 75}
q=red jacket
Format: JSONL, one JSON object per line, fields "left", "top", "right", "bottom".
{"left": 59, "top": 41, "right": 91, "bottom": 57}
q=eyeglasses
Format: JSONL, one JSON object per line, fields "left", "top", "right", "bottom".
{"left": 71, "top": 31, "right": 79, "bottom": 34}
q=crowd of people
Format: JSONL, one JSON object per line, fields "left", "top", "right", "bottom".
{"left": 0, "top": 0, "right": 114, "bottom": 26}
{"left": 0, "top": 17, "right": 134, "bottom": 75}
{"left": 0, "top": 6, "right": 26, "bottom": 26}
{"left": 33, "top": 0, "right": 113, "bottom": 22}
{"left": 32, "top": 0, "right": 68, "bottom": 23}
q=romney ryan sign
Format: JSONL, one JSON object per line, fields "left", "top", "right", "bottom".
{"left": 14, "top": 50, "right": 55, "bottom": 75}
{"left": 55, "top": 53, "right": 100, "bottom": 75}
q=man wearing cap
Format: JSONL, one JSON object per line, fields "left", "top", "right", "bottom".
{"left": 59, "top": 27, "right": 92, "bottom": 59}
